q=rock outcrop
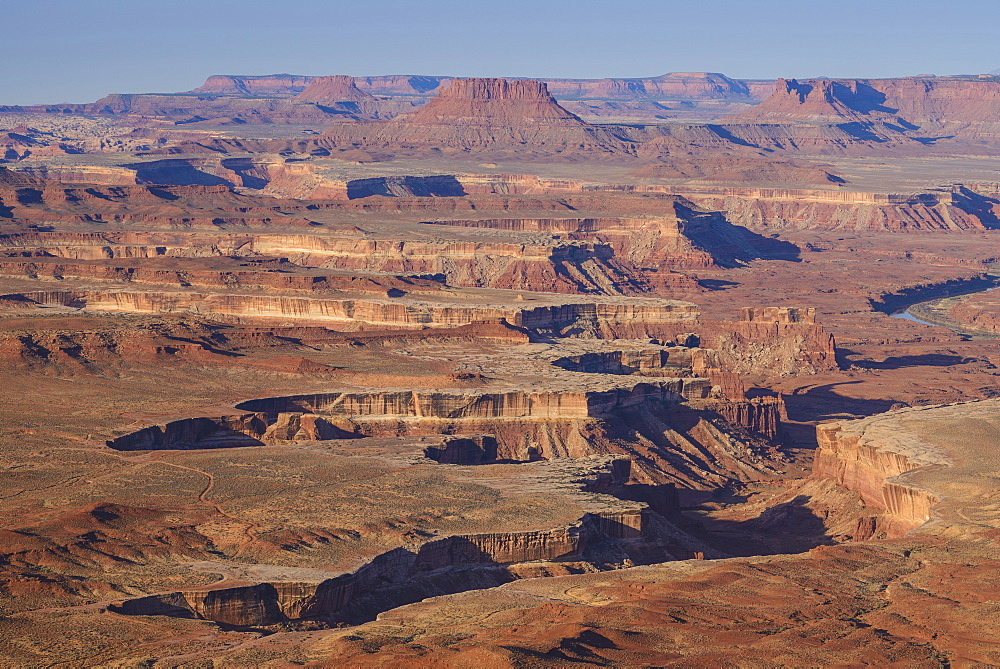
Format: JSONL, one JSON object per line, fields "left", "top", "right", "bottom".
{"left": 733, "top": 75, "right": 1000, "bottom": 143}
{"left": 700, "top": 307, "right": 838, "bottom": 376}
{"left": 596, "top": 184, "right": 992, "bottom": 232}
{"left": 284, "top": 75, "right": 385, "bottom": 118}
{"left": 814, "top": 414, "right": 946, "bottom": 536}
{"left": 107, "top": 456, "right": 686, "bottom": 627}
{"left": 405, "top": 78, "right": 584, "bottom": 127}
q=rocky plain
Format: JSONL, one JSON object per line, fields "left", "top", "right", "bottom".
{"left": 0, "top": 69, "right": 999, "bottom": 666}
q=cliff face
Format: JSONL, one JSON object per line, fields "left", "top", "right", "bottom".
{"left": 406, "top": 78, "right": 584, "bottom": 127}
{"left": 112, "top": 508, "right": 637, "bottom": 626}
{"left": 813, "top": 417, "right": 945, "bottom": 536}
{"left": 597, "top": 184, "right": 990, "bottom": 232}
{"left": 107, "top": 414, "right": 268, "bottom": 451}
{"left": 107, "top": 456, "right": 692, "bottom": 627}
{"left": 735, "top": 78, "right": 905, "bottom": 125}
{"left": 236, "top": 384, "right": 709, "bottom": 423}
{"left": 104, "top": 374, "right": 780, "bottom": 487}
{"left": 543, "top": 72, "right": 753, "bottom": 100}
{"left": 424, "top": 211, "right": 718, "bottom": 270}
{"left": 191, "top": 74, "right": 316, "bottom": 97}
{"left": 8, "top": 288, "right": 698, "bottom": 330}
{"left": 700, "top": 307, "right": 838, "bottom": 376}
{"left": 735, "top": 76, "right": 1000, "bottom": 140}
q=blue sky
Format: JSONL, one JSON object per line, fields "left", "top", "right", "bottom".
{"left": 3, "top": 0, "right": 998, "bottom": 104}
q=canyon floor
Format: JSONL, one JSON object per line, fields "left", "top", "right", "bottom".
{"left": 2, "top": 73, "right": 1000, "bottom": 666}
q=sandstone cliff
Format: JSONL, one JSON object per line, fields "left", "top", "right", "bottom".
{"left": 191, "top": 74, "right": 316, "bottom": 97}
{"left": 106, "top": 456, "right": 712, "bottom": 627}
{"left": 813, "top": 413, "right": 947, "bottom": 536}
{"left": 734, "top": 75, "right": 1000, "bottom": 142}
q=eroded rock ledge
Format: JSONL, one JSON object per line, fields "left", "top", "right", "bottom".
{"left": 814, "top": 409, "right": 952, "bottom": 536}
{"left": 108, "top": 456, "right": 711, "bottom": 627}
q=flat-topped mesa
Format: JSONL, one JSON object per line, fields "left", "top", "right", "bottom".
{"left": 405, "top": 78, "right": 585, "bottom": 127}
{"left": 291, "top": 75, "right": 375, "bottom": 105}
{"left": 733, "top": 76, "right": 1000, "bottom": 140}
{"left": 106, "top": 380, "right": 780, "bottom": 486}
{"left": 733, "top": 78, "right": 903, "bottom": 124}
{"left": 191, "top": 73, "right": 316, "bottom": 97}
{"left": 630, "top": 184, "right": 990, "bottom": 232}
{"left": 543, "top": 72, "right": 753, "bottom": 100}
{"left": 105, "top": 455, "right": 703, "bottom": 628}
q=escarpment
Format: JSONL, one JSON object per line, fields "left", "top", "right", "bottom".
{"left": 735, "top": 75, "right": 1000, "bottom": 141}
{"left": 813, "top": 399, "right": 1000, "bottom": 539}
{"left": 106, "top": 455, "right": 715, "bottom": 627}
{"left": 814, "top": 414, "right": 946, "bottom": 536}
{"left": 5, "top": 288, "right": 700, "bottom": 330}
{"left": 594, "top": 184, "right": 996, "bottom": 232}
{"left": 106, "top": 373, "right": 784, "bottom": 487}
{"left": 420, "top": 205, "right": 784, "bottom": 270}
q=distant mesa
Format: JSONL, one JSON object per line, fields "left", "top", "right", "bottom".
{"left": 731, "top": 78, "right": 910, "bottom": 125}
{"left": 291, "top": 75, "right": 375, "bottom": 106}
{"left": 190, "top": 73, "right": 315, "bottom": 97}
{"left": 733, "top": 76, "right": 1000, "bottom": 141}
{"left": 542, "top": 71, "right": 757, "bottom": 101}
{"left": 185, "top": 71, "right": 763, "bottom": 102}
{"left": 404, "top": 78, "right": 585, "bottom": 127}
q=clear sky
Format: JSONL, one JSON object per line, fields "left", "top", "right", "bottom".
{"left": 3, "top": 0, "right": 998, "bottom": 105}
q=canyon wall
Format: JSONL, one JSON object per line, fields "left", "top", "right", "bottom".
{"left": 736, "top": 76, "right": 1000, "bottom": 140}
{"left": 592, "top": 184, "right": 992, "bottom": 232}
{"left": 111, "top": 505, "right": 648, "bottom": 626}
{"left": 813, "top": 416, "right": 946, "bottom": 536}
{"left": 5, "top": 289, "right": 699, "bottom": 330}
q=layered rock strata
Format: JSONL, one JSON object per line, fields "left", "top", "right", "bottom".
{"left": 737, "top": 76, "right": 1000, "bottom": 141}
{"left": 108, "top": 456, "right": 706, "bottom": 626}
{"left": 814, "top": 413, "right": 947, "bottom": 536}
{"left": 595, "top": 184, "right": 994, "bottom": 232}
{"left": 3, "top": 288, "right": 698, "bottom": 330}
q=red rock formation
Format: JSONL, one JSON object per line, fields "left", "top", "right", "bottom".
{"left": 735, "top": 75, "right": 1000, "bottom": 141}
{"left": 670, "top": 308, "right": 839, "bottom": 377}
{"left": 290, "top": 75, "right": 375, "bottom": 106}
{"left": 298, "top": 78, "right": 638, "bottom": 160}
{"left": 734, "top": 78, "right": 905, "bottom": 124}
{"left": 542, "top": 72, "right": 753, "bottom": 100}
{"left": 108, "top": 458, "right": 659, "bottom": 627}
{"left": 630, "top": 156, "right": 844, "bottom": 186}
{"left": 598, "top": 184, "right": 992, "bottom": 231}
{"left": 404, "top": 78, "right": 583, "bottom": 126}
{"left": 813, "top": 416, "right": 945, "bottom": 536}
{"left": 944, "top": 289, "right": 1000, "bottom": 332}
{"left": 191, "top": 74, "right": 316, "bottom": 97}
{"left": 0, "top": 328, "right": 222, "bottom": 368}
